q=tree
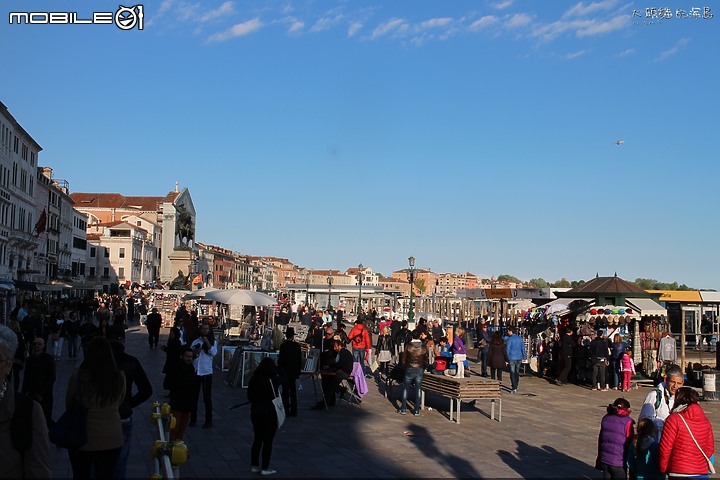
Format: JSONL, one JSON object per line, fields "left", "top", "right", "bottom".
{"left": 497, "top": 274, "right": 521, "bottom": 284}
{"left": 570, "top": 280, "right": 586, "bottom": 288}
{"left": 377, "top": 273, "right": 385, "bottom": 280}
{"left": 553, "top": 278, "right": 571, "bottom": 288}
{"left": 414, "top": 278, "right": 427, "bottom": 294}
{"left": 529, "top": 278, "right": 549, "bottom": 288}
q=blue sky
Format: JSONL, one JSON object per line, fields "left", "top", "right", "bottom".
{"left": 1, "top": 0, "right": 718, "bottom": 288}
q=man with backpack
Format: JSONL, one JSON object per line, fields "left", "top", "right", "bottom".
{"left": 0, "top": 323, "right": 52, "bottom": 478}
{"left": 638, "top": 364, "right": 684, "bottom": 439}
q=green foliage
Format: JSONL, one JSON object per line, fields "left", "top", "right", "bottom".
{"left": 633, "top": 278, "right": 694, "bottom": 291}
{"left": 570, "top": 280, "right": 586, "bottom": 288}
{"left": 553, "top": 278, "right": 571, "bottom": 288}
{"left": 528, "top": 278, "right": 549, "bottom": 288}
{"left": 497, "top": 274, "right": 521, "bottom": 283}
{"left": 414, "top": 278, "right": 427, "bottom": 293}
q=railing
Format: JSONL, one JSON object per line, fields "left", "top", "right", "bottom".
{"left": 149, "top": 402, "right": 187, "bottom": 479}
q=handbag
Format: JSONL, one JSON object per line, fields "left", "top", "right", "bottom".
{"left": 270, "top": 379, "right": 285, "bottom": 430}
{"left": 378, "top": 350, "right": 392, "bottom": 363}
{"left": 678, "top": 414, "right": 715, "bottom": 474}
{"left": 49, "top": 380, "right": 88, "bottom": 449}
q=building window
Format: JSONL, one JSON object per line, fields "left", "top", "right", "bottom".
{"left": 103, "top": 267, "right": 109, "bottom": 278}
{"left": 119, "top": 247, "right": 125, "bottom": 259}
{"left": 89, "top": 267, "right": 95, "bottom": 277}
{"left": 90, "top": 246, "right": 96, "bottom": 258}
{"left": 104, "top": 248, "right": 110, "bottom": 258}
{"left": 118, "top": 267, "right": 125, "bottom": 279}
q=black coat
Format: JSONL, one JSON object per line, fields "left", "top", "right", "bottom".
{"left": 278, "top": 340, "right": 302, "bottom": 379}
{"left": 168, "top": 361, "right": 199, "bottom": 412}
{"left": 248, "top": 374, "right": 278, "bottom": 416}
{"left": 488, "top": 338, "right": 509, "bottom": 369}
{"left": 375, "top": 334, "right": 394, "bottom": 355}
{"left": 22, "top": 352, "right": 55, "bottom": 397}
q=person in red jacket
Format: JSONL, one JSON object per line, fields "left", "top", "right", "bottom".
{"left": 659, "top": 387, "right": 714, "bottom": 478}
{"left": 348, "top": 319, "right": 372, "bottom": 377}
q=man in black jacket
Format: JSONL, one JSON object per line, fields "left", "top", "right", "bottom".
{"left": 313, "top": 340, "right": 353, "bottom": 409}
{"left": 167, "top": 346, "right": 198, "bottom": 442}
{"left": 107, "top": 325, "right": 153, "bottom": 478}
{"left": 277, "top": 327, "right": 302, "bottom": 417}
{"left": 146, "top": 308, "right": 163, "bottom": 348}
{"left": 556, "top": 328, "right": 576, "bottom": 386}
{"left": 22, "top": 337, "right": 56, "bottom": 426}
{"left": 589, "top": 329, "right": 610, "bottom": 391}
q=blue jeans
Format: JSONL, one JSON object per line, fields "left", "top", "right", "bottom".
{"left": 352, "top": 348, "right": 366, "bottom": 374}
{"left": 508, "top": 360, "right": 522, "bottom": 391}
{"left": 609, "top": 358, "right": 621, "bottom": 389}
{"left": 113, "top": 417, "right": 133, "bottom": 478}
{"left": 401, "top": 367, "right": 424, "bottom": 413}
{"left": 477, "top": 346, "right": 490, "bottom": 376}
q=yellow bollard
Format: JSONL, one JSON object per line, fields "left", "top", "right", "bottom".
{"left": 160, "top": 403, "right": 171, "bottom": 415}
{"left": 169, "top": 441, "right": 189, "bottom": 466}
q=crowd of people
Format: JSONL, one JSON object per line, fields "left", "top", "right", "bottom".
{"left": 1, "top": 295, "right": 716, "bottom": 479}
{"left": 596, "top": 364, "right": 715, "bottom": 479}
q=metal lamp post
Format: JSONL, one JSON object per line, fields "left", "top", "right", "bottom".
{"left": 408, "top": 256, "right": 416, "bottom": 325}
{"left": 357, "top": 263, "right": 364, "bottom": 315}
{"left": 327, "top": 276, "right": 333, "bottom": 311}
{"left": 305, "top": 279, "right": 310, "bottom": 307}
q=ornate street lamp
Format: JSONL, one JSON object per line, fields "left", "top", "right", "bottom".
{"left": 327, "top": 276, "right": 333, "bottom": 311}
{"left": 356, "top": 263, "right": 364, "bottom": 315}
{"left": 408, "top": 256, "right": 416, "bottom": 325}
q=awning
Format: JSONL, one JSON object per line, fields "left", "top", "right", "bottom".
{"left": 626, "top": 298, "right": 667, "bottom": 316}
{"left": 647, "top": 290, "right": 702, "bottom": 303}
{"left": 36, "top": 284, "right": 63, "bottom": 292}
{"left": 700, "top": 292, "right": 720, "bottom": 303}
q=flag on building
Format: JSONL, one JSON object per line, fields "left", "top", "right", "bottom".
{"left": 192, "top": 274, "right": 202, "bottom": 284}
{"left": 34, "top": 209, "right": 47, "bottom": 236}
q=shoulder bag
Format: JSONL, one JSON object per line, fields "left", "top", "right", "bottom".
{"left": 49, "top": 378, "right": 88, "bottom": 449}
{"left": 270, "top": 379, "right": 285, "bottom": 430}
{"left": 678, "top": 414, "right": 715, "bottom": 474}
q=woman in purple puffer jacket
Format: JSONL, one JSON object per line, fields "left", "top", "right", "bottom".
{"left": 596, "top": 397, "right": 635, "bottom": 479}
{"left": 451, "top": 327, "right": 467, "bottom": 378}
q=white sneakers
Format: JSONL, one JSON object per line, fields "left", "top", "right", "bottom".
{"left": 251, "top": 466, "right": 261, "bottom": 473}
{"left": 251, "top": 467, "right": 276, "bottom": 476}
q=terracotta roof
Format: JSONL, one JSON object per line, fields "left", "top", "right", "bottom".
{"left": 86, "top": 233, "right": 101, "bottom": 241}
{"left": 70, "top": 192, "right": 178, "bottom": 211}
{"left": 566, "top": 276, "right": 646, "bottom": 295}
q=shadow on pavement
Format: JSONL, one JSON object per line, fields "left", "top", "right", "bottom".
{"left": 498, "top": 440, "right": 600, "bottom": 479}
{"left": 405, "top": 424, "right": 483, "bottom": 478}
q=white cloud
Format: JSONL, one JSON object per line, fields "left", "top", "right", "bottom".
{"left": 418, "top": 18, "right": 453, "bottom": 30}
{"left": 199, "top": 1, "right": 235, "bottom": 22}
{"left": 206, "top": 18, "right": 262, "bottom": 43}
{"left": 492, "top": 0, "right": 514, "bottom": 10}
{"left": 371, "top": 18, "right": 408, "bottom": 39}
{"left": 655, "top": 38, "right": 690, "bottom": 62}
{"left": 563, "top": 0, "right": 619, "bottom": 18}
{"left": 468, "top": 15, "right": 498, "bottom": 31}
{"left": 506, "top": 13, "right": 533, "bottom": 29}
{"left": 616, "top": 48, "right": 635, "bottom": 57}
{"left": 348, "top": 21, "right": 363, "bottom": 37}
{"left": 310, "top": 15, "right": 343, "bottom": 32}
{"left": 158, "top": 0, "right": 175, "bottom": 15}
{"left": 576, "top": 14, "right": 627, "bottom": 36}
{"left": 562, "top": 49, "right": 588, "bottom": 60}
{"left": 288, "top": 20, "right": 304, "bottom": 35}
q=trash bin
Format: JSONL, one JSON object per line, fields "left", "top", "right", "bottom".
{"left": 702, "top": 370, "right": 719, "bottom": 401}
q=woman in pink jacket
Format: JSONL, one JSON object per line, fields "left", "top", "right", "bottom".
{"left": 659, "top": 387, "right": 714, "bottom": 478}
{"left": 620, "top": 348, "right": 635, "bottom": 392}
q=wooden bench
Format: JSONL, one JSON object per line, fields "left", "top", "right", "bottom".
{"left": 421, "top": 373, "right": 502, "bottom": 423}
{"left": 383, "top": 364, "right": 406, "bottom": 399}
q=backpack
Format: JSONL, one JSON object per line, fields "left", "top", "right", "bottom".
{"left": 11, "top": 391, "right": 34, "bottom": 456}
{"left": 653, "top": 386, "right": 669, "bottom": 411}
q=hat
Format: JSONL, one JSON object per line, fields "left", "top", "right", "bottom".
{"left": 285, "top": 327, "right": 295, "bottom": 338}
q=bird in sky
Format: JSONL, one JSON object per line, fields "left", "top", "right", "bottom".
{"left": 615, "top": 140, "right": 625, "bottom": 146}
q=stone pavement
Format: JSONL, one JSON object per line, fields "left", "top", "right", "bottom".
{"left": 47, "top": 327, "right": 720, "bottom": 479}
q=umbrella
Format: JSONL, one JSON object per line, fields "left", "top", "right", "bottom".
{"left": 182, "top": 286, "right": 220, "bottom": 301}
{"left": 204, "top": 289, "right": 277, "bottom": 307}
{"left": 545, "top": 303, "right": 568, "bottom": 315}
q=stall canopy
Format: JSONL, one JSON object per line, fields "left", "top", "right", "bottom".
{"left": 626, "top": 298, "right": 667, "bottom": 316}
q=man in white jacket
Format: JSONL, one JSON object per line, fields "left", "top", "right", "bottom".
{"left": 190, "top": 323, "right": 218, "bottom": 428}
{"left": 638, "top": 364, "right": 684, "bottom": 439}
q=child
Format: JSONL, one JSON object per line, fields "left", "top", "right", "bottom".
{"left": 596, "top": 398, "right": 635, "bottom": 479}
{"left": 621, "top": 348, "right": 635, "bottom": 392}
{"left": 451, "top": 327, "right": 467, "bottom": 378}
{"left": 626, "top": 418, "right": 662, "bottom": 480}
